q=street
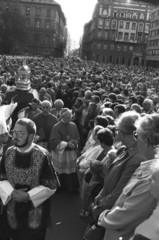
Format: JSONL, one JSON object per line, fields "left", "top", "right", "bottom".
{"left": 45, "top": 190, "right": 88, "bottom": 240}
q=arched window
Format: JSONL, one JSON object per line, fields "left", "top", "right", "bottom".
{"left": 132, "top": 12, "right": 138, "bottom": 19}
{"left": 122, "top": 57, "right": 125, "bottom": 65}
{"left": 126, "top": 13, "right": 131, "bottom": 18}
{"left": 138, "top": 22, "right": 144, "bottom": 32}
{"left": 116, "top": 57, "right": 119, "bottom": 65}
{"left": 128, "top": 58, "right": 131, "bottom": 66}
{"left": 109, "top": 56, "right": 112, "bottom": 63}
{"left": 103, "top": 9, "right": 108, "bottom": 16}
{"left": 113, "top": 11, "right": 118, "bottom": 17}
{"left": 140, "top": 13, "right": 144, "bottom": 20}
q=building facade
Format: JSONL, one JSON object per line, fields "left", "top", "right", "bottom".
{"left": 0, "top": 0, "right": 66, "bottom": 57}
{"left": 81, "top": 0, "right": 152, "bottom": 66}
{"left": 146, "top": 6, "right": 159, "bottom": 67}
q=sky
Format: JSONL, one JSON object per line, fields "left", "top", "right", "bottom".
{"left": 57, "top": 0, "right": 97, "bottom": 47}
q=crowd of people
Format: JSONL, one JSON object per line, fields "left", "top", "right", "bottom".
{"left": 0, "top": 55, "right": 159, "bottom": 240}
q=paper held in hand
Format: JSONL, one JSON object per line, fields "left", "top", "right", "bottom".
{"left": 0, "top": 180, "right": 14, "bottom": 205}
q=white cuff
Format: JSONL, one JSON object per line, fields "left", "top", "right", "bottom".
{"left": 0, "top": 181, "right": 14, "bottom": 205}
{"left": 28, "top": 185, "right": 56, "bottom": 208}
{"left": 56, "top": 141, "right": 67, "bottom": 154}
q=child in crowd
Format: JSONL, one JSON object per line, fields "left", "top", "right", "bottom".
{"left": 80, "top": 160, "right": 103, "bottom": 217}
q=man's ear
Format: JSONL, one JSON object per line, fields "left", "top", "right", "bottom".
{"left": 29, "top": 133, "right": 34, "bottom": 142}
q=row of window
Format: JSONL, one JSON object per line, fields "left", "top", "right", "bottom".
{"left": 147, "top": 39, "right": 159, "bottom": 47}
{"left": 112, "top": 11, "right": 146, "bottom": 20}
{"left": 26, "top": 20, "right": 52, "bottom": 29}
{"left": 26, "top": 7, "right": 51, "bottom": 17}
{"left": 151, "top": 9, "right": 159, "bottom": 20}
{"left": 98, "top": 19, "right": 150, "bottom": 32}
{"left": 149, "top": 29, "right": 159, "bottom": 37}
{"left": 96, "top": 43, "right": 138, "bottom": 52}
{"left": 97, "top": 30, "right": 148, "bottom": 42}
{"left": 147, "top": 49, "right": 159, "bottom": 56}
{"left": 26, "top": 34, "right": 56, "bottom": 45}
{"left": 99, "top": 6, "right": 150, "bottom": 21}
{"left": 96, "top": 55, "right": 131, "bottom": 65}
{"left": 150, "top": 19, "right": 159, "bottom": 28}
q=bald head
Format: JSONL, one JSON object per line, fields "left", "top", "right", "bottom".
{"left": 42, "top": 100, "right": 51, "bottom": 108}
{"left": 41, "top": 100, "right": 51, "bottom": 115}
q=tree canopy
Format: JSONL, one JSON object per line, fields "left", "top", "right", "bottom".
{"left": 0, "top": 4, "right": 27, "bottom": 54}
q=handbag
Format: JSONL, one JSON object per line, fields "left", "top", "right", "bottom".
{"left": 83, "top": 224, "right": 105, "bottom": 240}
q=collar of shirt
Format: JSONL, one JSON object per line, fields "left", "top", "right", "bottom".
{"left": 17, "top": 143, "right": 35, "bottom": 153}
{"left": 135, "top": 159, "right": 154, "bottom": 178}
{"left": 42, "top": 113, "right": 49, "bottom": 116}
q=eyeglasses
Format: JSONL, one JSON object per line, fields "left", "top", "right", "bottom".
{"left": 133, "top": 131, "right": 138, "bottom": 140}
{"left": 13, "top": 130, "right": 27, "bottom": 138}
{"left": 115, "top": 128, "right": 125, "bottom": 136}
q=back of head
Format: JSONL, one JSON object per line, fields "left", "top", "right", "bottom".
{"left": 95, "top": 115, "right": 108, "bottom": 128}
{"left": 131, "top": 103, "right": 142, "bottom": 114}
{"left": 109, "top": 93, "right": 117, "bottom": 102}
{"left": 97, "top": 127, "right": 114, "bottom": 146}
{"left": 129, "top": 96, "right": 137, "bottom": 104}
{"left": 47, "top": 82, "right": 52, "bottom": 88}
{"left": 102, "top": 108, "right": 114, "bottom": 117}
{"left": 85, "top": 90, "right": 92, "bottom": 99}
{"left": 106, "top": 115, "right": 114, "bottom": 125}
{"left": 93, "top": 125, "right": 104, "bottom": 136}
{"left": 114, "top": 104, "right": 126, "bottom": 115}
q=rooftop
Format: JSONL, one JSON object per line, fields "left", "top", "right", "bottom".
{"left": 20, "top": 0, "right": 59, "bottom": 5}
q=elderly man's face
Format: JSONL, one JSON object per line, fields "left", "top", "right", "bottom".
{"left": 41, "top": 103, "right": 50, "bottom": 115}
{"left": 62, "top": 113, "right": 71, "bottom": 123}
{"left": 55, "top": 103, "right": 63, "bottom": 112}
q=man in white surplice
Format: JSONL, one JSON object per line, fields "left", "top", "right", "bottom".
{"left": 0, "top": 118, "right": 59, "bottom": 240}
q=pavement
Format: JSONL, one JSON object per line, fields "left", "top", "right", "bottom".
{"left": 45, "top": 190, "right": 88, "bottom": 240}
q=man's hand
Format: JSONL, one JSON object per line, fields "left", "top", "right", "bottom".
{"left": 71, "top": 139, "right": 78, "bottom": 145}
{"left": 11, "top": 189, "right": 29, "bottom": 203}
{"left": 67, "top": 142, "right": 75, "bottom": 149}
